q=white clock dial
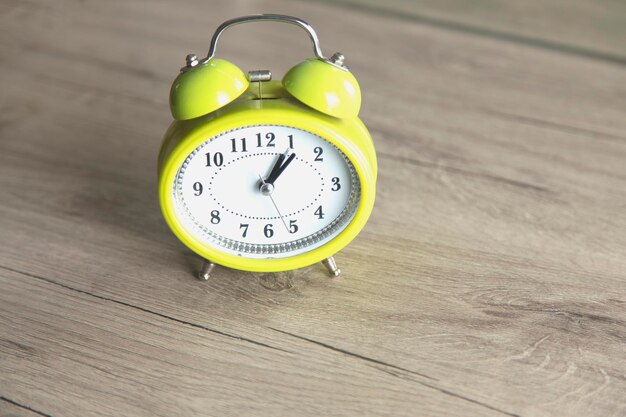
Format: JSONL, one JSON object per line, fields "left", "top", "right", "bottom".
{"left": 172, "top": 125, "right": 361, "bottom": 258}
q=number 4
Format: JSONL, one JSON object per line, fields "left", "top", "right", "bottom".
{"left": 314, "top": 205, "right": 325, "bottom": 219}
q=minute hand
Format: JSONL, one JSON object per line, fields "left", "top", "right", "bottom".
{"left": 266, "top": 152, "right": 296, "bottom": 185}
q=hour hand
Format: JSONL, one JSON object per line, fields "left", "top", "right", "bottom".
{"left": 266, "top": 150, "right": 296, "bottom": 185}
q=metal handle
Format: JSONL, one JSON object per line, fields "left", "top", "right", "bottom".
{"left": 206, "top": 14, "right": 325, "bottom": 61}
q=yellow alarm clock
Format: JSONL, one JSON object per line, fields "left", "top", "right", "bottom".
{"left": 158, "top": 14, "right": 377, "bottom": 280}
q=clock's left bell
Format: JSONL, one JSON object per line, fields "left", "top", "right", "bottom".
{"left": 169, "top": 55, "right": 249, "bottom": 120}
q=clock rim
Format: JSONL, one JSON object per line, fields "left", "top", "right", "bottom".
{"left": 158, "top": 102, "right": 376, "bottom": 272}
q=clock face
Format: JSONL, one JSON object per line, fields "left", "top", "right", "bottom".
{"left": 172, "top": 125, "right": 361, "bottom": 259}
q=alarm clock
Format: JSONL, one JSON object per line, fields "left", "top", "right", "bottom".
{"left": 158, "top": 14, "right": 377, "bottom": 280}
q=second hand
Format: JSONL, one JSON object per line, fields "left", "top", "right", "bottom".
{"left": 258, "top": 174, "right": 290, "bottom": 232}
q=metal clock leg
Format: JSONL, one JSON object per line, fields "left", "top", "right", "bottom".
{"left": 198, "top": 259, "right": 215, "bottom": 281}
{"left": 322, "top": 256, "right": 341, "bottom": 278}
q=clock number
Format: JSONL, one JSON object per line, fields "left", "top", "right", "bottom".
{"left": 205, "top": 152, "right": 224, "bottom": 167}
{"left": 256, "top": 132, "right": 276, "bottom": 148}
{"left": 240, "top": 223, "right": 249, "bottom": 238}
{"left": 266, "top": 132, "right": 276, "bottom": 147}
{"left": 210, "top": 210, "right": 220, "bottom": 224}
{"left": 331, "top": 177, "right": 341, "bottom": 191}
{"left": 289, "top": 219, "right": 298, "bottom": 234}
{"left": 313, "top": 147, "right": 323, "bottom": 162}
{"left": 314, "top": 205, "right": 325, "bottom": 219}
{"left": 264, "top": 224, "right": 274, "bottom": 238}
{"left": 230, "top": 138, "right": 248, "bottom": 153}
{"left": 192, "top": 182, "right": 203, "bottom": 196}
{"left": 288, "top": 134, "right": 295, "bottom": 149}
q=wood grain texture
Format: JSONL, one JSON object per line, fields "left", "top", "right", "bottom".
{"left": 0, "top": 397, "right": 47, "bottom": 417}
{"left": 0, "top": 0, "right": 625, "bottom": 416}
{"left": 327, "top": 0, "right": 626, "bottom": 64}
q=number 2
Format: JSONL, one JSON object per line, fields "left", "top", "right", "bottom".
{"left": 313, "top": 147, "right": 323, "bottom": 162}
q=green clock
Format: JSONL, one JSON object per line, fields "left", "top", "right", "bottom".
{"left": 158, "top": 15, "right": 377, "bottom": 279}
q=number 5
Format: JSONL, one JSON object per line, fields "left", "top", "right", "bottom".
{"left": 289, "top": 220, "right": 298, "bottom": 234}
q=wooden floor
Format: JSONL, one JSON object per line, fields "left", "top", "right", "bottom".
{"left": 1, "top": 1, "right": 625, "bottom": 416}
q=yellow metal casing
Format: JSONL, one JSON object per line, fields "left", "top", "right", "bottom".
{"left": 169, "top": 58, "right": 249, "bottom": 121}
{"left": 158, "top": 81, "right": 377, "bottom": 272}
{"left": 283, "top": 58, "right": 361, "bottom": 119}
